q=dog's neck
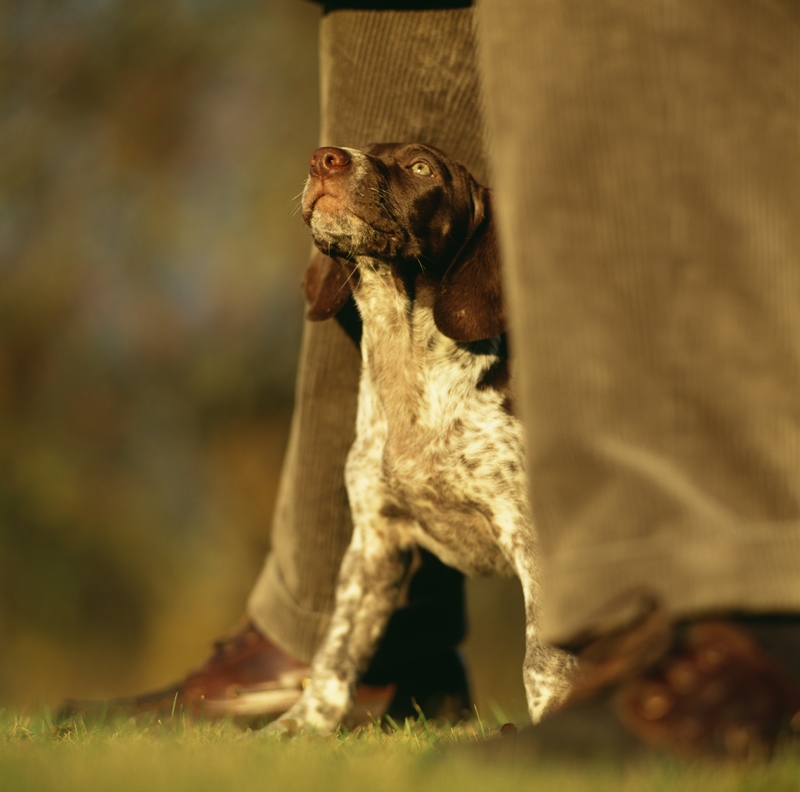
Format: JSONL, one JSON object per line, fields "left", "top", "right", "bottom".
{"left": 352, "top": 263, "right": 507, "bottom": 432}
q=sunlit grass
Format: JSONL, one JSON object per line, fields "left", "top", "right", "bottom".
{"left": 2, "top": 709, "right": 800, "bottom": 792}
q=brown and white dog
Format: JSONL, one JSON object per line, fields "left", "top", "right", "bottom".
{"left": 269, "top": 143, "right": 575, "bottom": 733}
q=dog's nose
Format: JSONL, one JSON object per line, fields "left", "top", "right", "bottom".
{"left": 310, "top": 147, "right": 350, "bottom": 179}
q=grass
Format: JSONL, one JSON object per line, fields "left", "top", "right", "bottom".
{"left": 2, "top": 710, "right": 800, "bottom": 792}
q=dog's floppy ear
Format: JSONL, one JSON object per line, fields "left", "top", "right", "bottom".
{"left": 433, "top": 185, "right": 505, "bottom": 342}
{"left": 302, "top": 250, "right": 352, "bottom": 321}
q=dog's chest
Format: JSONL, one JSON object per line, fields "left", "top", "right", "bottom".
{"left": 347, "top": 272, "right": 527, "bottom": 575}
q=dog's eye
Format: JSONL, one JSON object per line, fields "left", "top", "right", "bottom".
{"left": 409, "top": 160, "right": 434, "bottom": 177}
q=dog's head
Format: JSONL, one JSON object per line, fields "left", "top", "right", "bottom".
{"left": 300, "top": 143, "right": 504, "bottom": 343}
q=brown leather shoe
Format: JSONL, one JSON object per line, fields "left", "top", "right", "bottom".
{"left": 467, "top": 605, "right": 800, "bottom": 762}
{"left": 58, "top": 620, "right": 471, "bottom": 729}
{"left": 550, "top": 606, "right": 800, "bottom": 759}
{"left": 611, "top": 617, "right": 800, "bottom": 759}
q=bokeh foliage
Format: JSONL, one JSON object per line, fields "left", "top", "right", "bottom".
{"left": 0, "top": 0, "right": 320, "bottom": 709}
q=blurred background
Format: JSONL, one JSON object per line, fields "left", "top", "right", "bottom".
{"left": 0, "top": 0, "right": 527, "bottom": 720}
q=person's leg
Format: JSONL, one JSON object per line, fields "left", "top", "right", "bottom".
{"left": 248, "top": 4, "right": 487, "bottom": 670}
{"left": 478, "top": 0, "right": 800, "bottom": 643}
{"left": 476, "top": 0, "right": 800, "bottom": 756}
{"left": 246, "top": 318, "right": 362, "bottom": 660}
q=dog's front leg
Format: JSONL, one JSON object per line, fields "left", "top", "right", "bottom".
{"left": 508, "top": 537, "right": 578, "bottom": 724}
{"left": 266, "top": 525, "right": 407, "bottom": 734}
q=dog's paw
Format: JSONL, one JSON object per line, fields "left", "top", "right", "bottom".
{"left": 265, "top": 717, "right": 301, "bottom": 736}
{"left": 264, "top": 699, "right": 316, "bottom": 736}
{"left": 263, "top": 694, "right": 342, "bottom": 736}
{"left": 523, "top": 645, "right": 578, "bottom": 723}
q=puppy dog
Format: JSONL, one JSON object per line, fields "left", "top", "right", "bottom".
{"left": 271, "top": 143, "right": 575, "bottom": 733}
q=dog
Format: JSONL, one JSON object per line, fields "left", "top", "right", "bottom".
{"left": 269, "top": 142, "right": 575, "bottom": 734}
